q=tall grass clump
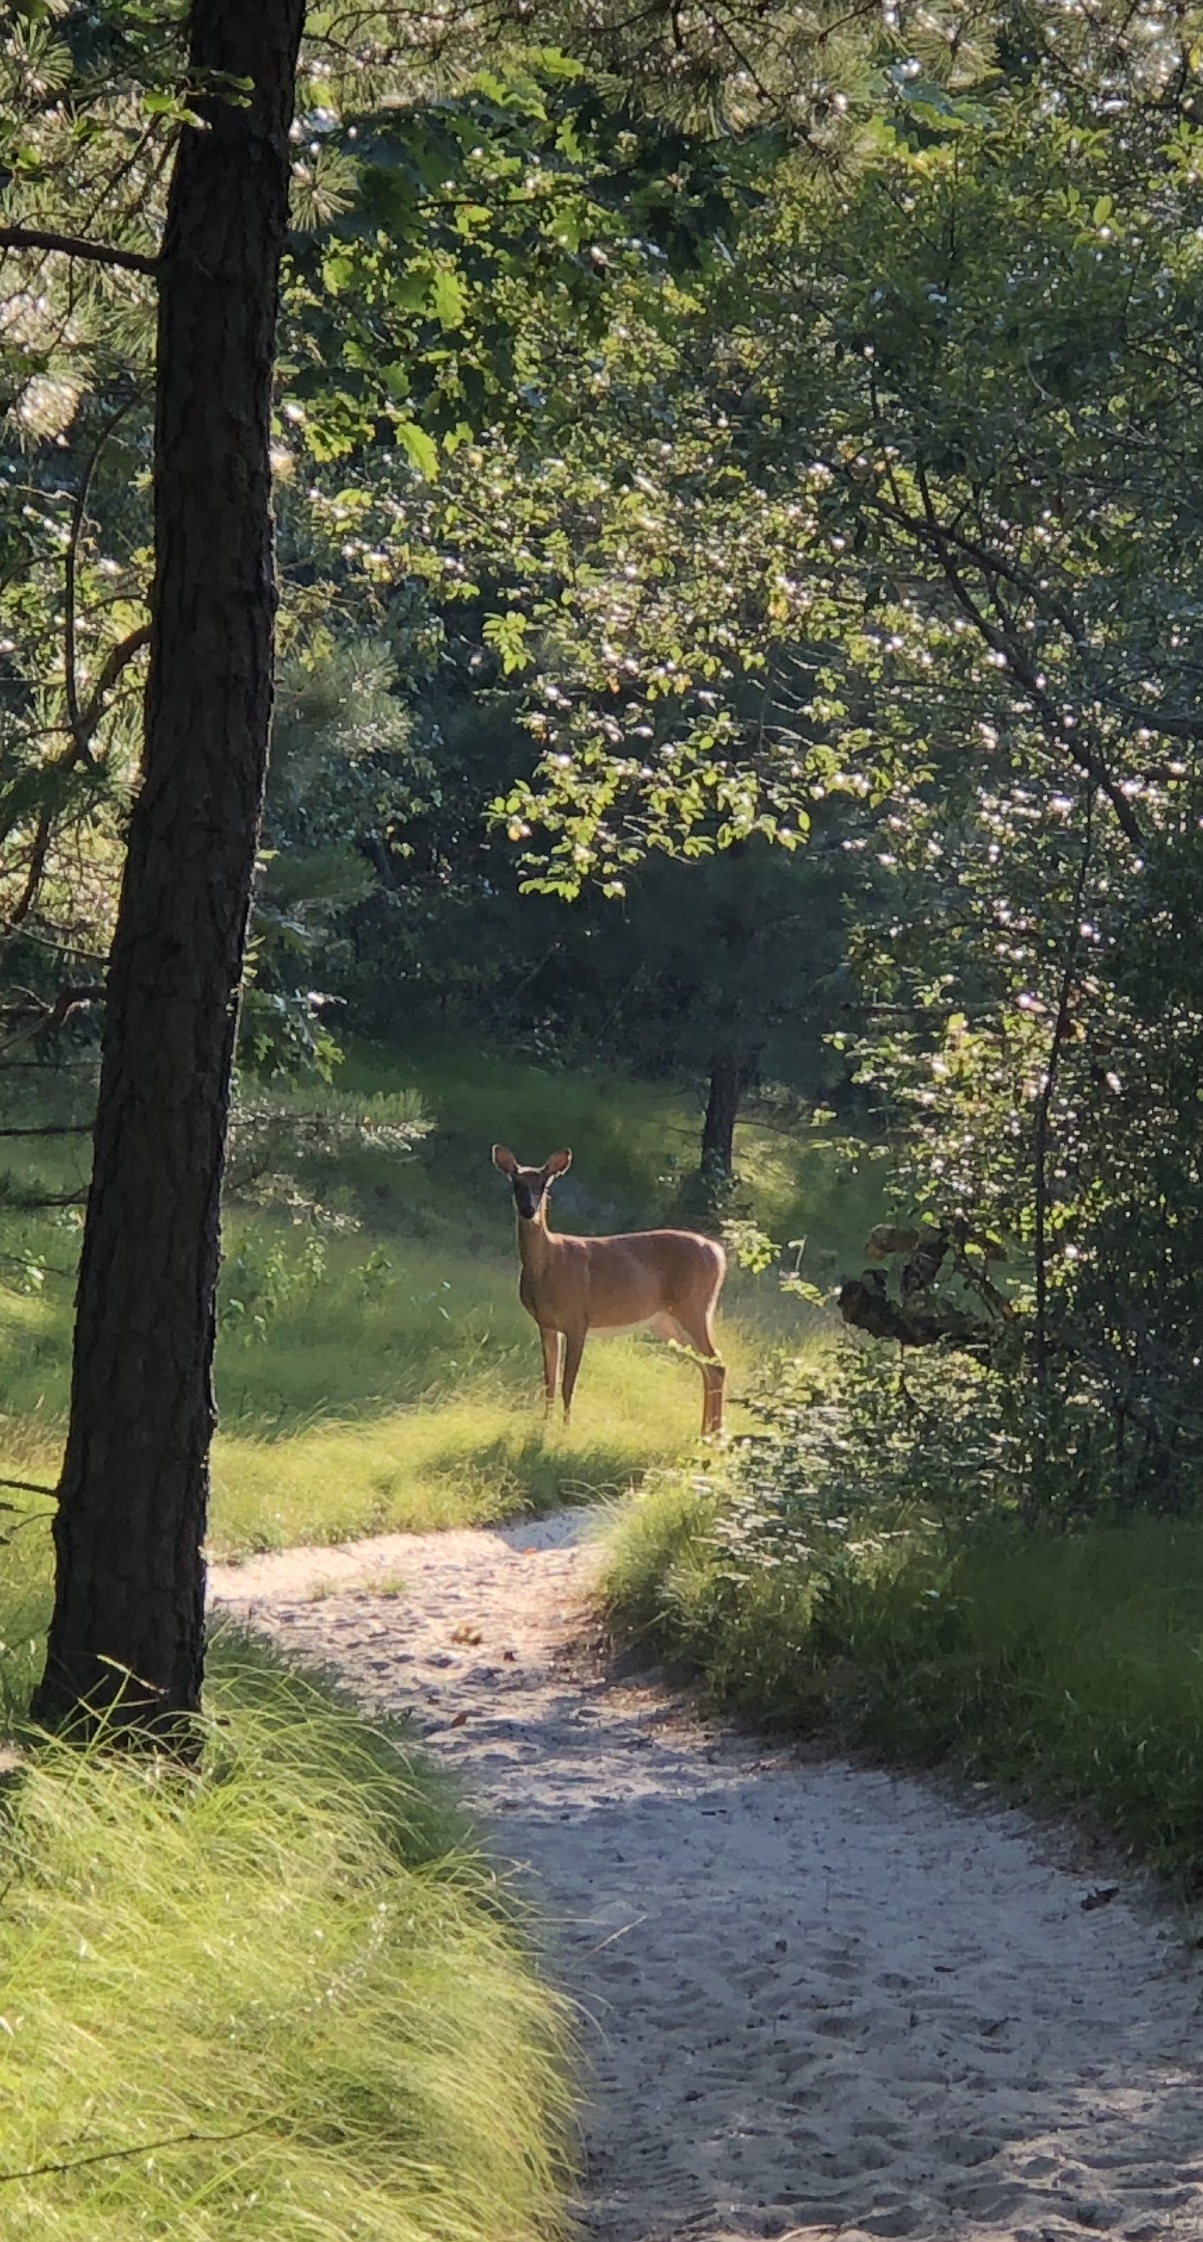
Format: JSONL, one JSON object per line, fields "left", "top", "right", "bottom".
{"left": 602, "top": 1340, "right": 1203, "bottom": 1892}
{"left": 0, "top": 1494, "right": 55, "bottom": 1729}
{"left": 0, "top": 1634, "right": 572, "bottom": 2241}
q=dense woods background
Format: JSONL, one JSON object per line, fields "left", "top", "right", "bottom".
{"left": 7, "top": 0, "right": 1203, "bottom": 1734}
{"left": 11, "top": 7, "right": 1203, "bottom": 2229}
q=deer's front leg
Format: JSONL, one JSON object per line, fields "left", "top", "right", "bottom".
{"left": 561, "top": 1329, "right": 587, "bottom": 1422}
{"left": 539, "top": 1325, "right": 562, "bottom": 1413}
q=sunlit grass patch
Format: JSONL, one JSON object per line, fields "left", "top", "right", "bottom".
{"left": 0, "top": 1040, "right": 879, "bottom": 1561}
{"left": 213, "top": 1224, "right": 523, "bottom": 1425}
{"left": 0, "top": 1491, "right": 54, "bottom": 1734}
{"left": 597, "top": 1469, "right": 724, "bottom": 1643}
{"left": 209, "top": 1327, "right": 753, "bottom": 1557}
{"left": 0, "top": 1202, "right": 819, "bottom": 1565}
{"left": 337, "top": 1042, "right": 706, "bottom": 1231}
{"left": 0, "top": 1635, "right": 573, "bottom": 2242}
{"left": 347, "top": 1040, "right": 887, "bottom": 1262}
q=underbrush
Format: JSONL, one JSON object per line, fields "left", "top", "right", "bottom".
{"left": 0, "top": 1618, "right": 572, "bottom": 2240}
{"left": 603, "top": 1450, "right": 1203, "bottom": 1893}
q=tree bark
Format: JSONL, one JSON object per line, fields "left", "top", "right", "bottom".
{"left": 34, "top": 0, "right": 305, "bottom": 1738}
{"left": 837, "top": 1277, "right": 989, "bottom": 1353}
{"left": 701, "top": 1049, "right": 756, "bottom": 1180}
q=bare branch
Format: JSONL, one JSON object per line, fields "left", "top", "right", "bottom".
{"left": 0, "top": 1123, "right": 92, "bottom": 1138}
{"left": 0, "top": 1189, "right": 88, "bottom": 1209}
{"left": 76, "top": 622, "right": 151, "bottom": 754}
{"left": 7, "top": 811, "right": 57, "bottom": 940}
{"left": 0, "top": 2122, "right": 274, "bottom": 2188}
{"left": 0, "top": 227, "right": 159, "bottom": 276}
{"left": 0, "top": 985, "right": 105, "bottom": 1064}
{"left": 65, "top": 400, "right": 143, "bottom": 768}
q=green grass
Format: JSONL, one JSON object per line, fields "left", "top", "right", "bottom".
{"left": 0, "top": 1518, "right": 573, "bottom": 2242}
{"left": 0, "top": 1633, "right": 572, "bottom": 2241}
{"left": 0, "top": 1042, "right": 881, "bottom": 1555}
{"left": 0, "top": 1043, "right": 881, "bottom": 2242}
{"left": 209, "top": 1344, "right": 741, "bottom": 1556}
{"left": 0, "top": 1494, "right": 54, "bottom": 1729}
{"left": 601, "top": 1477, "right": 1203, "bottom": 1892}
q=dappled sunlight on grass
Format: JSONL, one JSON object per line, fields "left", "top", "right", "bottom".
{"left": 0, "top": 1047, "right": 876, "bottom": 2242}
{"left": 0, "top": 1280, "right": 73, "bottom": 1425}
{"left": 0, "top": 1494, "right": 54, "bottom": 1732}
{"left": 0, "top": 1041, "right": 884, "bottom": 1561}
{"left": 208, "top": 1328, "right": 753, "bottom": 1557}
{"left": 0, "top": 1244, "right": 799, "bottom": 1563}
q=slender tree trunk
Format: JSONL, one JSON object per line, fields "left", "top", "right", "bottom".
{"left": 701, "top": 1049, "right": 757, "bottom": 1181}
{"left": 34, "top": 0, "right": 305, "bottom": 1737}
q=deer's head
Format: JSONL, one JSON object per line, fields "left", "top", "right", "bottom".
{"left": 491, "top": 1144, "right": 572, "bottom": 1223}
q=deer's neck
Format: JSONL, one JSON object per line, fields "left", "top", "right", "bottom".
{"left": 517, "top": 1208, "right": 559, "bottom": 1276}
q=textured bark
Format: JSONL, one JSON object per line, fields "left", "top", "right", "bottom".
{"left": 701, "top": 1049, "right": 756, "bottom": 1181}
{"left": 34, "top": 0, "right": 305, "bottom": 1736}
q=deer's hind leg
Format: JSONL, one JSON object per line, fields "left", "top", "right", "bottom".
{"left": 670, "top": 1305, "right": 726, "bottom": 1438}
{"left": 539, "top": 1326, "right": 563, "bottom": 1414}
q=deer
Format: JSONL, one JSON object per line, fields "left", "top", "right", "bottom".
{"left": 492, "top": 1145, "right": 727, "bottom": 1436}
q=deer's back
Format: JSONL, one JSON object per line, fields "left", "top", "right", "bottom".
{"left": 551, "top": 1226, "right": 724, "bottom": 1331}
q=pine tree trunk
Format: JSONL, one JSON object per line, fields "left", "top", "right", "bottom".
{"left": 701, "top": 1050, "right": 755, "bottom": 1181}
{"left": 34, "top": 0, "right": 305, "bottom": 1738}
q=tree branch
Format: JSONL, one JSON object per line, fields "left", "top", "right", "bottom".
{"left": 0, "top": 2122, "right": 275, "bottom": 2188}
{"left": 0, "top": 1123, "right": 92, "bottom": 1138}
{"left": 0, "top": 985, "right": 105, "bottom": 1065}
{"left": 838, "top": 1275, "right": 992, "bottom": 1353}
{"left": 907, "top": 467, "right": 1148, "bottom": 852}
{"left": 1034, "top": 790, "right": 1095, "bottom": 1386}
{"left": 0, "top": 1189, "right": 88, "bottom": 1209}
{"left": 65, "top": 401, "right": 143, "bottom": 769}
{"left": 76, "top": 623, "right": 151, "bottom": 753}
{"left": 0, "top": 227, "right": 159, "bottom": 276}
{"left": 4, "top": 621, "right": 149, "bottom": 944}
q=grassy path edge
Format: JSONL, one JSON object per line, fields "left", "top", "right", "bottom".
{"left": 0, "top": 1628, "right": 574, "bottom": 2242}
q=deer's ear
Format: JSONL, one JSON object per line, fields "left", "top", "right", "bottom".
{"left": 492, "top": 1144, "right": 519, "bottom": 1177}
{"left": 545, "top": 1148, "right": 572, "bottom": 1176}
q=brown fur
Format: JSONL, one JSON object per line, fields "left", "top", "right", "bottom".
{"left": 492, "top": 1145, "right": 726, "bottom": 1435}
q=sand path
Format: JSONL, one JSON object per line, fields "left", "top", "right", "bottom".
{"left": 209, "top": 1510, "right": 1203, "bottom": 2242}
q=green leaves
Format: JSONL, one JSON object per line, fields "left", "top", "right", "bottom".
{"left": 888, "top": 67, "right": 997, "bottom": 138}
{"left": 395, "top": 422, "right": 440, "bottom": 478}
{"left": 482, "top": 609, "right": 532, "bottom": 673}
{"left": 429, "top": 267, "right": 467, "bottom": 331}
{"left": 279, "top": 52, "right": 778, "bottom": 485}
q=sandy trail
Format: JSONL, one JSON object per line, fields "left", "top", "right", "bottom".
{"left": 209, "top": 1511, "right": 1203, "bottom": 2242}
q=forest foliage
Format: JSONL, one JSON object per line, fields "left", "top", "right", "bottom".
{"left": 27, "top": 0, "right": 1203, "bottom": 2205}
{"left": 5, "top": 0, "right": 1203, "bottom": 1530}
